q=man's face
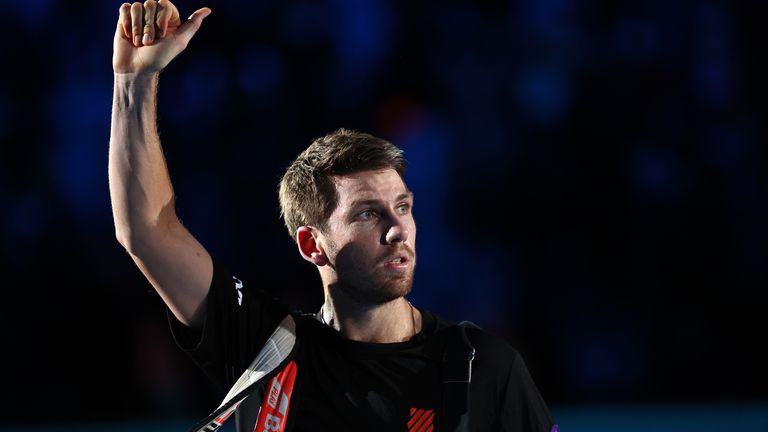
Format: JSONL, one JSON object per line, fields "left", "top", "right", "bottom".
{"left": 319, "top": 168, "right": 417, "bottom": 305}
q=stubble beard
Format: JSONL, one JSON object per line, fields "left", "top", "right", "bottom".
{"left": 331, "top": 245, "right": 417, "bottom": 306}
{"left": 340, "top": 265, "right": 415, "bottom": 305}
{"left": 369, "top": 262, "right": 416, "bottom": 303}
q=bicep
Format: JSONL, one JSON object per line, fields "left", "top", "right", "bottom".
{"left": 127, "top": 219, "right": 213, "bottom": 327}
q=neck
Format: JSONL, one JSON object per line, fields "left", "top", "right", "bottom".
{"left": 319, "top": 290, "right": 422, "bottom": 343}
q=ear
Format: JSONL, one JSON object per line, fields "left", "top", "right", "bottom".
{"left": 296, "top": 226, "right": 329, "bottom": 267}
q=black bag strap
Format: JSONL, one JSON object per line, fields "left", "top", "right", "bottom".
{"left": 441, "top": 321, "right": 478, "bottom": 432}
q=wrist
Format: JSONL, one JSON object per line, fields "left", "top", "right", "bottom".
{"left": 113, "top": 72, "right": 159, "bottom": 111}
{"left": 114, "top": 71, "right": 159, "bottom": 87}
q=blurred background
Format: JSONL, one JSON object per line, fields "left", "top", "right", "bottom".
{"left": 1, "top": 0, "right": 766, "bottom": 430}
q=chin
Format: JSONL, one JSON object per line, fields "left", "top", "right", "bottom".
{"left": 339, "top": 273, "right": 414, "bottom": 305}
{"left": 371, "top": 274, "right": 414, "bottom": 303}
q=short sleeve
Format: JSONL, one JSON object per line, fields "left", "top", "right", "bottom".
{"left": 497, "top": 352, "right": 557, "bottom": 432}
{"left": 167, "top": 258, "right": 291, "bottom": 391}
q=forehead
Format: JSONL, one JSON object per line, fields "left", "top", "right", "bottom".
{"left": 332, "top": 169, "right": 409, "bottom": 206}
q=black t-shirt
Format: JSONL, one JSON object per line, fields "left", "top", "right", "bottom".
{"left": 170, "top": 260, "right": 557, "bottom": 432}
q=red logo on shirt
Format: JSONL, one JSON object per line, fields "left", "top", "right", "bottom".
{"left": 408, "top": 407, "right": 434, "bottom": 432}
{"left": 254, "top": 361, "right": 297, "bottom": 432}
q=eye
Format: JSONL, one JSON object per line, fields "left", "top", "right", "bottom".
{"left": 358, "top": 209, "right": 376, "bottom": 221}
{"left": 396, "top": 203, "right": 410, "bottom": 215}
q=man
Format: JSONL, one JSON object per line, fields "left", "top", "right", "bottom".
{"left": 109, "top": 1, "right": 557, "bottom": 431}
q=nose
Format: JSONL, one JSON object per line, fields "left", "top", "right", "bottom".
{"left": 384, "top": 219, "right": 409, "bottom": 244}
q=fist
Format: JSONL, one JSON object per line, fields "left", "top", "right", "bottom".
{"left": 113, "top": 0, "right": 211, "bottom": 74}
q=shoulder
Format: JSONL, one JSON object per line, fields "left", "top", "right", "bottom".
{"left": 424, "top": 310, "right": 522, "bottom": 369}
{"left": 464, "top": 326, "right": 518, "bottom": 357}
{"left": 426, "top": 310, "right": 518, "bottom": 356}
{"left": 463, "top": 325, "right": 522, "bottom": 376}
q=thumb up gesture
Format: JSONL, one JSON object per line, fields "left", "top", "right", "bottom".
{"left": 113, "top": 0, "right": 211, "bottom": 74}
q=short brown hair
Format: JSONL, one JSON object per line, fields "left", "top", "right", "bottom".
{"left": 278, "top": 128, "right": 406, "bottom": 240}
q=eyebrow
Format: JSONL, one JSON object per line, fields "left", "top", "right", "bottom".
{"left": 348, "top": 191, "right": 414, "bottom": 211}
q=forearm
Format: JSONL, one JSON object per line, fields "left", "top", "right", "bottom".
{"left": 109, "top": 72, "right": 177, "bottom": 249}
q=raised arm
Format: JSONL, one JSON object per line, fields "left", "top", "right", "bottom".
{"left": 109, "top": 0, "right": 212, "bottom": 327}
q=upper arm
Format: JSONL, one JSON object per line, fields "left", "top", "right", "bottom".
{"left": 498, "top": 351, "right": 556, "bottom": 431}
{"left": 466, "top": 330, "right": 556, "bottom": 431}
{"left": 123, "top": 218, "right": 213, "bottom": 328}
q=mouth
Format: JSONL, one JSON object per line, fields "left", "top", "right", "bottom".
{"left": 383, "top": 253, "right": 411, "bottom": 270}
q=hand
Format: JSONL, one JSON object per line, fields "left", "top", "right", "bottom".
{"left": 113, "top": 0, "right": 211, "bottom": 74}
